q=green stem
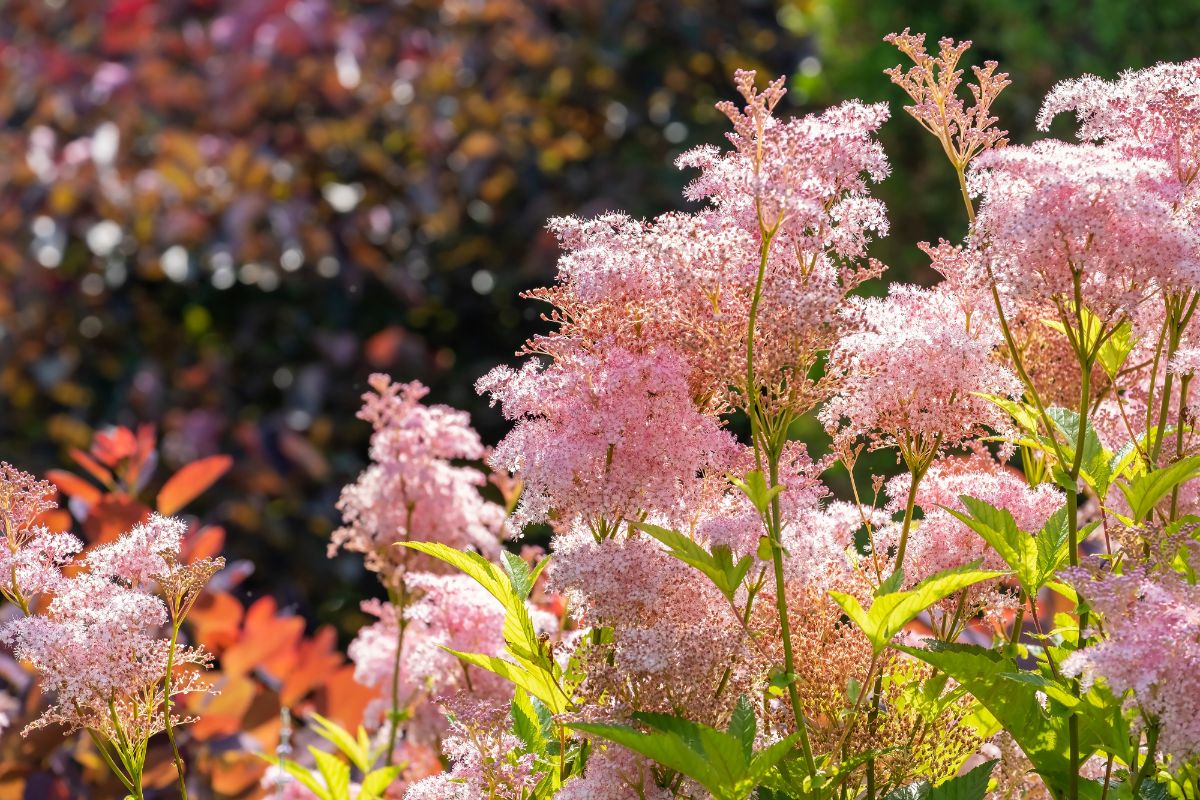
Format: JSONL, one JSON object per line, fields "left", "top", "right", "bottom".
{"left": 164, "top": 622, "right": 189, "bottom": 799}
{"left": 744, "top": 219, "right": 818, "bottom": 787}
{"left": 87, "top": 730, "right": 136, "bottom": 795}
{"left": 1131, "top": 721, "right": 1161, "bottom": 796}
{"left": 767, "top": 449, "right": 819, "bottom": 781}
{"left": 386, "top": 588, "right": 410, "bottom": 767}
{"left": 867, "top": 467, "right": 924, "bottom": 800}
{"left": 892, "top": 464, "right": 924, "bottom": 570}
{"left": 1171, "top": 374, "right": 1193, "bottom": 519}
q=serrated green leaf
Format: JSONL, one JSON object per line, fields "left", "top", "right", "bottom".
{"left": 400, "top": 541, "right": 542, "bottom": 663}
{"left": 501, "top": 549, "right": 536, "bottom": 599}
{"left": 930, "top": 759, "right": 997, "bottom": 800}
{"left": 1034, "top": 506, "right": 1071, "bottom": 586}
{"left": 898, "top": 643, "right": 1106, "bottom": 800}
{"left": 730, "top": 469, "right": 785, "bottom": 515}
{"left": 978, "top": 393, "right": 1041, "bottom": 435}
{"left": 831, "top": 564, "right": 1005, "bottom": 653}
{"left": 307, "top": 712, "right": 371, "bottom": 774}
{"left": 359, "top": 766, "right": 404, "bottom": 799}
{"left": 727, "top": 696, "right": 756, "bottom": 761}
{"left": 573, "top": 711, "right": 796, "bottom": 800}
{"left": 1116, "top": 455, "right": 1200, "bottom": 523}
{"left": 1096, "top": 319, "right": 1136, "bottom": 380}
{"left": 446, "top": 648, "right": 569, "bottom": 714}
{"left": 947, "top": 498, "right": 1038, "bottom": 592}
{"left": 511, "top": 687, "right": 546, "bottom": 755}
{"left": 272, "top": 757, "right": 330, "bottom": 800}
{"left": 1046, "top": 407, "right": 1112, "bottom": 497}
{"left": 633, "top": 521, "right": 751, "bottom": 604}
{"left": 310, "top": 748, "right": 351, "bottom": 800}
{"left": 885, "top": 781, "right": 931, "bottom": 800}
{"left": 876, "top": 567, "right": 905, "bottom": 597}
{"left": 570, "top": 722, "right": 722, "bottom": 796}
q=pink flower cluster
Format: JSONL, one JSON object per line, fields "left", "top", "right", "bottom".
{"left": 479, "top": 347, "right": 738, "bottom": 530}
{"left": 969, "top": 141, "right": 1199, "bottom": 321}
{"left": 347, "top": 574, "right": 517, "bottom": 743}
{"left": 1064, "top": 567, "right": 1200, "bottom": 761}
{"left": 887, "top": 453, "right": 1063, "bottom": 577}
{"left": 1038, "top": 59, "right": 1200, "bottom": 192}
{"left": 3, "top": 514, "right": 212, "bottom": 742}
{"left": 331, "top": 374, "right": 507, "bottom": 582}
{"left": 822, "top": 285, "right": 1020, "bottom": 454}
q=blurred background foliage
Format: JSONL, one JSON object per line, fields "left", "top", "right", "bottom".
{"left": 1, "top": 0, "right": 1198, "bottom": 637}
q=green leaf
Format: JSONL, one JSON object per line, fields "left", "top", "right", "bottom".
{"left": 511, "top": 687, "right": 548, "bottom": 755}
{"left": 930, "top": 759, "right": 997, "bottom": 800}
{"left": 400, "top": 541, "right": 541, "bottom": 662}
{"left": 978, "top": 393, "right": 1041, "bottom": 435}
{"left": 310, "top": 748, "right": 352, "bottom": 800}
{"left": 633, "top": 522, "right": 752, "bottom": 604}
{"left": 730, "top": 469, "right": 784, "bottom": 515}
{"left": 1116, "top": 455, "right": 1200, "bottom": 523}
{"left": 831, "top": 564, "right": 1006, "bottom": 653}
{"left": 1046, "top": 407, "right": 1112, "bottom": 497}
{"left": 897, "top": 643, "right": 1103, "bottom": 799}
{"left": 307, "top": 712, "right": 371, "bottom": 774}
{"left": 1034, "top": 506, "right": 1071, "bottom": 587}
{"left": 1096, "top": 319, "right": 1136, "bottom": 380}
{"left": 359, "top": 766, "right": 404, "bottom": 799}
{"left": 946, "top": 498, "right": 1038, "bottom": 593}
{"left": 446, "top": 648, "right": 569, "bottom": 715}
{"left": 727, "top": 695, "right": 756, "bottom": 761}
{"left": 884, "top": 782, "right": 931, "bottom": 800}
{"left": 501, "top": 550, "right": 536, "bottom": 600}
{"left": 274, "top": 758, "right": 330, "bottom": 800}
{"left": 876, "top": 567, "right": 905, "bottom": 597}
{"left": 572, "top": 712, "right": 797, "bottom": 800}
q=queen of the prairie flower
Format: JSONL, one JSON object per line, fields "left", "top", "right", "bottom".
{"left": 1064, "top": 565, "right": 1200, "bottom": 763}
{"left": 969, "top": 141, "right": 1200, "bottom": 323}
{"left": 821, "top": 284, "right": 1020, "bottom": 457}
{"left": 2, "top": 514, "right": 213, "bottom": 744}
{"left": 478, "top": 346, "right": 739, "bottom": 532}
{"left": 331, "top": 374, "right": 507, "bottom": 583}
{"left": 1038, "top": 59, "right": 1200, "bottom": 190}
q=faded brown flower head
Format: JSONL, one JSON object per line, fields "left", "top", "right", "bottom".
{"left": 155, "top": 555, "right": 226, "bottom": 624}
{"left": 0, "top": 463, "right": 56, "bottom": 549}
{"left": 885, "top": 28, "right": 1011, "bottom": 171}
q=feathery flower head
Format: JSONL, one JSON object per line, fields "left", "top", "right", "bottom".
{"left": 480, "top": 346, "right": 739, "bottom": 531}
{"left": 885, "top": 29, "right": 1011, "bottom": 170}
{"left": 85, "top": 513, "right": 186, "bottom": 587}
{"left": 0, "top": 463, "right": 56, "bottom": 548}
{"left": 885, "top": 454, "right": 1062, "bottom": 601}
{"left": 821, "top": 284, "right": 1019, "bottom": 457}
{"left": 1038, "top": 59, "right": 1200, "bottom": 189}
{"left": 4, "top": 568, "right": 211, "bottom": 742}
{"left": 679, "top": 70, "right": 890, "bottom": 258}
{"left": 1063, "top": 567, "right": 1200, "bottom": 762}
{"left": 970, "top": 141, "right": 1200, "bottom": 321}
{"left": 332, "top": 374, "right": 506, "bottom": 582}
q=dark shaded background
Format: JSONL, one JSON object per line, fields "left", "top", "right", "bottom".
{"left": 2, "top": 0, "right": 1197, "bottom": 635}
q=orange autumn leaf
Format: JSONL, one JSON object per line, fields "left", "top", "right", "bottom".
{"left": 188, "top": 674, "right": 257, "bottom": 740}
{"left": 45, "top": 469, "right": 102, "bottom": 507}
{"left": 69, "top": 448, "right": 113, "bottom": 486}
{"left": 157, "top": 455, "right": 232, "bottom": 516}
{"left": 182, "top": 525, "right": 226, "bottom": 564}
{"left": 188, "top": 591, "right": 245, "bottom": 655}
{"left": 219, "top": 597, "right": 304, "bottom": 678}
{"left": 82, "top": 495, "right": 149, "bottom": 544}
{"left": 316, "top": 664, "right": 376, "bottom": 731}
{"left": 207, "top": 750, "right": 268, "bottom": 797}
{"left": 279, "top": 626, "right": 344, "bottom": 707}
